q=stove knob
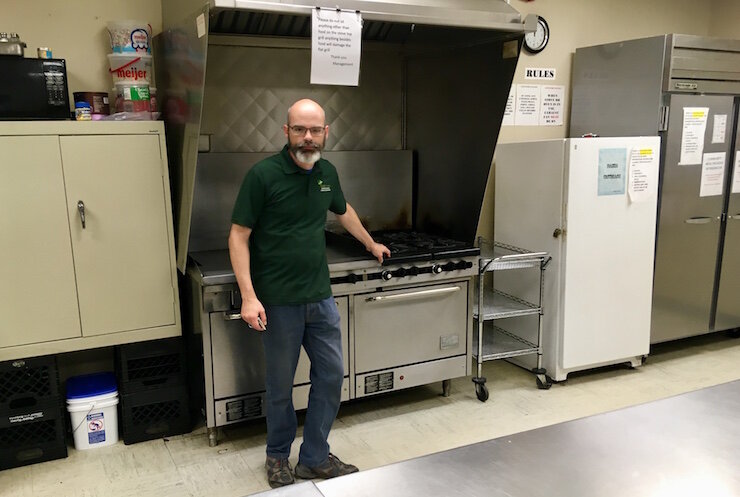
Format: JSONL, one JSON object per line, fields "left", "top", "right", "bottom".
{"left": 432, "top": 264, "right": 443, "bottom": 274}
{"left": 346, "top": 273, "right": 361, "bottom": 284}
{"left": 407, "top": 266, "right": 420, "bottom": 276}
{"left": 381, "top": 270, "right": 393, "bottom": 281}
{"left": 442, "top": 262, "right": 457, "bottom": 272}
{"left": 455, "top": 261, "right": 472, "bottom": 270}
{"left": 394, "top": 267, "right": 407, "bottom": 277}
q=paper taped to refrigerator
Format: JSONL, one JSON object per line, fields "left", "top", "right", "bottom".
{"left": 679, "top": 107, "right": 709, "bottom": 165}
{"left": 699, "top": 152, "right": 726, "bottom": 197}
{"left": 733, "top": 152, "right": 740, "bottom": 194}
{"left": 712, "top": 114, "right": 727, "bottom": 144}
{"left": 628, "top": 148, "right": 658, "bottom": 203}
{"left": 598, "top": 148, "right": 627, "bottom": 196}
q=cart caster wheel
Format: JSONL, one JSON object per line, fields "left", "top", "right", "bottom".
{"left": 536, "top": 376, "right": 552, "bottom": 390}
{"left": 475, "top": 383, "right": 489, "bottom": 402}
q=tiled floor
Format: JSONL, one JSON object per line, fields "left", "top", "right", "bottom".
{"left": 3, "top": 332, "right": 740, "bottom": 497}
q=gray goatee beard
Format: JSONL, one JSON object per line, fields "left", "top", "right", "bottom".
{"left": 290, "top": 140, "right": 322, "bottom": 165}
{"left": 295, "top": 149, "right": 321, "bottom": 164}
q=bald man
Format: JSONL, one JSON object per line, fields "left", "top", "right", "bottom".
{"left": 229, "top": 99, "right": 389, "bottom": 488}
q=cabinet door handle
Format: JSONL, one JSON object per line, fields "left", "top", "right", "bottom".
{"left": 77, "top": 200, "right": 86, "bottom": 229}
{"left": 684, "top": 217, "right": 713, "bottom": 224}
{"left": 729, "top": 214, "right": 740, "bottom": 220}
{"left": 224, "top": 311, "right": 243, "bottom": 320}
{"left": 365, "top": 286, "right": 461, "bottom": 302}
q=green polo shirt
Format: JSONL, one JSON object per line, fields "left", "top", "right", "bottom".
{"left": 231, "top": 146, "right": 347, "bottom": 305}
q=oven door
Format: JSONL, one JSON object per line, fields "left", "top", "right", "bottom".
{"left": 211, "top": 296, "right": 349, "bottom": 400}
{"left": 354, "top": 282, "right": 468, "bottom": 374}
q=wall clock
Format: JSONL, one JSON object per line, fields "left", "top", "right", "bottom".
{"left": 523, "top": 15, "right": 549, "bottom": 54}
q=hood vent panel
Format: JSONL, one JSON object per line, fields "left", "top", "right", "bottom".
{"left": 211, "top": 9, "right": 395, "bottom": 41}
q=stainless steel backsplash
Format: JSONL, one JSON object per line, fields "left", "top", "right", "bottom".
{"left": 200, "top": 43, "right": 404, "bottom": 152}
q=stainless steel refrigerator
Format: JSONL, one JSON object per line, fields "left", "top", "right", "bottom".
{"left": 570, "top": 34, "right": 740, "bottom": 343}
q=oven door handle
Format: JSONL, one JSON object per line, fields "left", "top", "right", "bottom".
{"left": 365, "top": 286, "right": 461, "bottom": 302}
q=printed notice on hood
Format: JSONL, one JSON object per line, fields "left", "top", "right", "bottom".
{"left": 733, "top": 152, "right": 740, "bottom": 194}
{"left": 679, "top": 107, "right": 709, "bottom": 165}
{"left": 311, "top": 9, "right": 362, "bottom": 86}
{"left": 700, "top": 152, "right": 726, "bottom": 197}
{"left": 628, "top": 148, "right": 658, "bottom": 203}
{"left": 598, "top": 148, "right": 627, "bottom": 196}
{"left": 502, "top": 86, "right": 516, "bottom": 126}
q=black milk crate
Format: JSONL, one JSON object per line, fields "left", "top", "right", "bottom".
{"left": 115, "top": 338, "right": 186, "bottom": 395}
{"left": 120, "top": 384, "right": 191, "bottom": 445}
{"left": 0, "top": 355, "right": 60, "bottom": 415}
{"left": 0, "top": 399, "right": 67, "bottom": 470}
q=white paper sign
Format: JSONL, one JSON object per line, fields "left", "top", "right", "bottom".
{"left": 515, "top": 85, "right": 540, "bottom": 126}
{"left": 732, "top": 152, "right": 740, "bottom": 194}
{"left": 712, "top": 114, "right": 727, "bottom": 144}
{"left": 311, "top": 9, "right": 362, "bottom": 86}
{"left": 628, "top": 147, "right": 659, "bottom": 203}
{"left": 502, "top": 86, "right": 516, "bottom": 126}
{"left": 700, "top": 152, "right": 726, "bottom": 197}
{"left": 539, "top": 85, "right": 564, "bottom": 126}
{"left": 679, "top": 107, "right": 709, "bottom": 165}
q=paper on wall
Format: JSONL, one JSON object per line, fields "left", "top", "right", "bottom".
{"left": 502, "top": 86, "right": 515, "bottom": 126}
{"left": 679, "top": 107, "right": 708, "bottom": 165}
{"left": 515, "top": 85, "right": 540, "bottom": 126}
{"left": 712, "top": 114, "right": 727, "bottom": 144}
{"left": 699, "top": 152, "right": 726, "bottom": 197}
{"left": 539, "top": 85, "right": 564, "bottom": 126}
{"left": 310, "top": 9, "right": 362, "bottom": 86}
{"left": 628, "top": 148, "right": 658, "bottom": 203}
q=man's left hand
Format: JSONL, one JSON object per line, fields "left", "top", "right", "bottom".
{"left": 367, "top": 242, "right": 391, "bottom": 263}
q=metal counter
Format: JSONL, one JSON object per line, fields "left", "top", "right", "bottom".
{"left": 251, "top": 380, "right": 740, "bottom": 496}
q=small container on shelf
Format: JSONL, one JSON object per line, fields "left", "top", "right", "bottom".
{"left": 74, "top": 102, "right": 92, "bottom": 121}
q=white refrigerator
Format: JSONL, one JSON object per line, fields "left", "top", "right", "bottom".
{"left": 493, "top": 137, "right": 661, "bottom": 381}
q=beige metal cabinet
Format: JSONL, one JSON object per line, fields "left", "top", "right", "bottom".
{"left": 0, "top": 122, "right": 181, "bottom": 361}
{"left": 0, "top": 136, "right": 82, "bottom": 347}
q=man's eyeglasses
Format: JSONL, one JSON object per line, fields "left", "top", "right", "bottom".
{"left": 288, "top": 125, "right": 326, "bottom": 137}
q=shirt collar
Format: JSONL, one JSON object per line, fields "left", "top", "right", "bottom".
{"left": 280, "top": 145, "right": 323, "bottom": 175}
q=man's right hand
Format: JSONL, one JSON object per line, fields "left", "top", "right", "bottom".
{"left": 241, "top": 297, "right": 267, "bottom": 331}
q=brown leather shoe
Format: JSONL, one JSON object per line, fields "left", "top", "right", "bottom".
{"left": 295, "top": 453, "right": 359, "bottom": 479}
{"left": 265, "top": 456, "right": 295, "bottom": 488}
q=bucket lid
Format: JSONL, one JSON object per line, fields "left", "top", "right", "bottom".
{"left": 66, "top": 372, "right": 117, "bottom": 399}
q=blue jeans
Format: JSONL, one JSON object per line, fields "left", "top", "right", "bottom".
{"left": 261, "top": 296, "right": 344, "bottom": 467}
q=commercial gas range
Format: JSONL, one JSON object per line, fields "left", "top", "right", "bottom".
{"left": 183, "top": 231, "right": 478, "bottom": 446}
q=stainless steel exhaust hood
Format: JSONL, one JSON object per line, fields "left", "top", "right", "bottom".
{"left": 158, "top": 0, "right": 533, "bottom": 272}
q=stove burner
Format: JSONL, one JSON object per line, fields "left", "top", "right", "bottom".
{"left": 371, "top": 231, "right": 475, "bottom": 261}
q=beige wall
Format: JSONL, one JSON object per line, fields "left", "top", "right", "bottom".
{"left": 498, "top": 0, "right": 715, "bottom": 144}
{"left": 477, "top": 0, "right": 730, "bottom": 241}
{"left": 709, "top": 0, "right": 740, "bottom": 38}
{"left": 5, "top": 0, "right": 161, "bottom": 95}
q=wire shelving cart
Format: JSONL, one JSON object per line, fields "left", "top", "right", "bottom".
{"left": 472, "top": 238, "right": 551, "bottom": 402}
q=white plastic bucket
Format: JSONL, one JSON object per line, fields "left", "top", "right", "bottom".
{"left": 107, "top": 20, "right": 152, "bottom": 54}
{"left": 108, "top": 53, "right": 153, "bottom": 84}
{"left": 67, "top": 390, "right": 119, "bottom": 450}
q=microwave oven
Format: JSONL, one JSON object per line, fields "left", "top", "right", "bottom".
{"left": 0, "top": 57, "right": 70, "bottom": 120}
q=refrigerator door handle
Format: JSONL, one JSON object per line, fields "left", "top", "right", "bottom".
{"left": 684, "top": 217, "right": 714, "bottom": 224}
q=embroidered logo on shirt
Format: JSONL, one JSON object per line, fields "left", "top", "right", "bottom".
{"left": 318, "top": 179, "right": 331, "bottom": 192}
